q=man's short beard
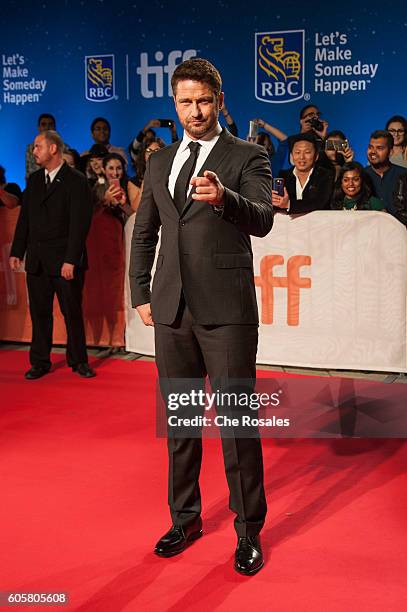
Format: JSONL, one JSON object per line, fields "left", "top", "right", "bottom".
{"left": 370, "top": 159, "right": 389, "bottom": 169}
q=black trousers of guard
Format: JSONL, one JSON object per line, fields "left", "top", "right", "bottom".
{"left": 26, "top": 264, "right": 88, "bottom": 369}
{"left": 154, "top": 297, "right": 267, "bottom": 538}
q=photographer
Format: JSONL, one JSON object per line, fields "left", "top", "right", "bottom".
{"left": 129, "top": 118, "right": 178, "bottom": 165}
{"left": 299, "top": 104, "right": 329, "bottom": 140}
{"left": 325, "top": 130, "right": 355, "bottom": 180}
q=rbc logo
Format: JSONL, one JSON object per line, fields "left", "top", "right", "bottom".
{"left": 255, "top": 30, "right": 305, "bottom": 103}
{"left": 85, "top": 55, "right": 115, "bottom": 102}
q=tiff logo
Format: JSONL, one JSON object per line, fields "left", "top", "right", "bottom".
{"left": 255, "top": 255, "right": 311, "bottom": 326}
{"left": 137, "top": 49, "right": 197, "bottom": 98}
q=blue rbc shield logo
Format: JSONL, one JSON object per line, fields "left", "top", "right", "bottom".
{"left": 255, "top": 30, "right": 305, "bottom": 103}
{"left": 85, "top": 55, "right": 115, "bottom": 102}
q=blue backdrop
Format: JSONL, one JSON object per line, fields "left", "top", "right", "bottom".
{"left": 1, "top": 0, "right": 406, "bottom": 186}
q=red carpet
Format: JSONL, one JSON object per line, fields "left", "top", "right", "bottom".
{"left": 1, "top": 350, "right": 406, "bottom": 611}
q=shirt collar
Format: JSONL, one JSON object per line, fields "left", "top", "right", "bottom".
{"left": 181, "top": 122, "right": 222, "bottom": 151}
{"left": 45, "top": 161, "right": 65, "bottom": 182}
{"left": 293, "top": 166, "right": 315, "bottom": 181}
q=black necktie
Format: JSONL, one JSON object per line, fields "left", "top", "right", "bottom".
{"left": 45, "top": 174, "right": 51, "bottom": 190}
{"left": 173, "top": 141, "right": 201, "bottom": 214}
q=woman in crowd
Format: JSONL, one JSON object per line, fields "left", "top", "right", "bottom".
{"left": 129, "top": 138, "right": 165, "bottom": 212}
{"left": 62, "top": 148, "right": 82, "bottom": 171}
{"left": 331, "top": 162, "right": 384, "bottom": 211}
{"left": 81, "top": 144, "right": 109, "bottom": 187}
{"left": 385, "top": 115, "right": 407, "bottom": 168}
{"left": 93, "top": 153, "right": 134, "bottom": 222}
{"left": 86, "top": 153, "right": 131, "bottom": 347}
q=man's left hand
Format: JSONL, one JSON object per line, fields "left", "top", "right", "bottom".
{"left": 61, "top": 263, "right": 75, "bottom": 280}
{"left": 191, "top": 171, "right": 225, "bottom": 206}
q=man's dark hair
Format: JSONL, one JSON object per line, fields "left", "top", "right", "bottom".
{"left": 299, "top": 104, "right": 319, "bottom": 120}
{"left": 171, "top": 58, "right": 222, "bottom": 97}
{"left": 42, "top": 130, "right": 64, "bottom": 154}
{"left": 38, "top": 113, "right": 56, "bottom": 127}
{"left": 288, "top": 132, "right": 319, "bottom": 153}
{"left": 370, "top": 130, "right": 394, "bottom": 149}
{"left": 91, "top": 117, "right": 111, "bottom": 133}
{"left": 331, "top": 161, "right": 373, "bottom": 210}
{"left": 0, "top": 165, "right": 6, "bottom": 184}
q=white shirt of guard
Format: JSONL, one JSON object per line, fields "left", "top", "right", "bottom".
{"left": 45, "top": 162, "right": 64, "bottom": 184}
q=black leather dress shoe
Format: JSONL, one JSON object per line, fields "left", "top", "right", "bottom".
{"left": 24, "top": 365, "right": 50, "bottom": 380}
{"left": 234, "top": 536, "right": 264, "bottom": 575}
{"left": 72, "top": 363, "right": 96, "bottom": 378}
{"left": 154, "top": 519, "right": 203, "bottom": 557}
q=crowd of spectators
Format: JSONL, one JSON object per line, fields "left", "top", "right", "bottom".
{"left": 2, "top": 105, "right": 406, "bottom": 350}
{"left": 2, "top": 105, "right": 407, "bottom": 227}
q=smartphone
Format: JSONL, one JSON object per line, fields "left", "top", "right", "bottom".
{"left": 248, "top": 120, "right": 258, "bottom": 141}
{"left": 158, "top": 119, "right": 174, "bottom": 128}
{"left": 110, "top": 178, "right": 120, "bottom": 189}
{"left": 273, "top": 177, "right": 285, "bottom": 197}
{"left": 325, "top": 139, "right": 348, "bottom": 152}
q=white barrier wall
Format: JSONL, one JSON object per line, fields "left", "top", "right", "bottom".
{"left": 124, "top": 211, "right": 407, "bottom": 373}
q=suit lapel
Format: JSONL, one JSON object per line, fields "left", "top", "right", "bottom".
{"left": 153, "top": 141, "right": 182, "bottom": 218}
{"left": 42, "top": 163, "right": 68, "bottom": 203}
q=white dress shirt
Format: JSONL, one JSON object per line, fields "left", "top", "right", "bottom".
{"left": 45, "top": 162, "right": 64, "bottom": 184}
{"left": 293, "top": 166, "right": 314, "bottom": 200}
{"left": 168, "top": 123, "right": 222, "bottom": 198}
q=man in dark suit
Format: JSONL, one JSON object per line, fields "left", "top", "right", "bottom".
{"left": 129, "top": 58, "right": 273, "bottom": 575}
{"left": 9, "top": 130, "right": 95, "bottom": 379}
{"left": 272, "top": 132, "right": 334, "bottom": 213}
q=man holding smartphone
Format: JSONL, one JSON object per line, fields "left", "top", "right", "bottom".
{"left": 272, "top": 133, "right": 334, "bottom": 214}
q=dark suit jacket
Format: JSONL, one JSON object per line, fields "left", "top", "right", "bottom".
{"left": 280, "top": 165, "right": 334, "bottom": 214}
{"left": 129, "top": 129, "right": 273, "bottom": 325}
{"left": 11, "top": 163, "right": 93, "bottom": 275}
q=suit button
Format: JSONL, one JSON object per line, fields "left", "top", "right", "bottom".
{"left": 179, "top": 220, "right": 185, "bottom": 227}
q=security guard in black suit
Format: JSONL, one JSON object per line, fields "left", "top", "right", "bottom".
{"left": 10, "top": 130, "right": 95, "bottom": 379}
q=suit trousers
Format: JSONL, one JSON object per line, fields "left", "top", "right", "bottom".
{"left": 154, "top": 297, "right": 267, "bottom": 537}
{"left": 26, "top": 264, "right": 88, "bottom": 369}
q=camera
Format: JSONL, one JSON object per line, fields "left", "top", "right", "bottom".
{"left": 309, "top": 117, "right": 324, "bottom": 132}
